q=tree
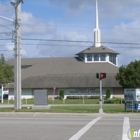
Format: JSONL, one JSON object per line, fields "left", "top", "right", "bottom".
{"left": 0, "top": 54, "right": 14, "bottom": 84}
{"left": 116, "top": 60, "right": 140, "bottom": 88}
{"left": 0, "top": 54, "right": 5, "bottom": 64}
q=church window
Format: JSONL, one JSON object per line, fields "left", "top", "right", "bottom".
{"left": 100, "top": 54, "right": 106, "bottom": 61}
{"left": 94, "top": 54, "right": 99, "bottom": 61}
{"left": 87, "top": 54, "right": 92, "bottom": 61}
{"left": 109, "top": 54, "right": 116, "bottom": 65}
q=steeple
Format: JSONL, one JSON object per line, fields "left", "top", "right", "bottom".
{"left": 94, "top": 0, "right": 101, "bottom": 47}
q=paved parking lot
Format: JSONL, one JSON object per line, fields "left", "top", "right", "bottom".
{"left": 0, "top": 113, "right": 139, "bottom": 140}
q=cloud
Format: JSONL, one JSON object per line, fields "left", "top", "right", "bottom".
{"left": 0, "top": 2, "right": 13, "bottom": 17}
{"left": 38, "top": 31, "right": 89, "bottom": 57}
{"left": 21, "top": 12, "right": 56, "bottom": 35}
{"left": 49, "top": 0, "right": 93, "bottom": 15}
{"left": 1, "top": 0, "right": 140, "bottom": 66}
{"left": 119, "top": 48, "right": 140, "bottom": 65}
{"left": 101, "top": 17, "right": 140, "bottom": 66}
{"left": 4, "top": 43, "right": 28, "bottom": 58}
{"left": 21, "top": 0, "right": 140, "bottom": 66}
{"left": 49, "top": 0, "right": 140, "bottom": 21}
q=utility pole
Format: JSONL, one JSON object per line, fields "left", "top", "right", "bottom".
{"left": 13, "top": 0, "right": 22, "bottom": 110}
{"left": 0, "top": 0, "right": 23, "bottom": 109}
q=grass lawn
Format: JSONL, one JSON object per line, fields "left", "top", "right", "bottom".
{"left": 2, "top": 99, "right": 99, "bottom": 104}
{"left": 46, "top": 106, "right": 125, "bottom": 113}
{"left": 0, "top": 105, "right": 138, "bottom": 113}
{"left": 48, "top": 99, "right": 99, "bottom": 104}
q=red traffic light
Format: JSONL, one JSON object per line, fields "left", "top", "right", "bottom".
{"left": 96, "top": 73, "right": 106, "bottom": 79}
{"left": 100, "top": 73, "right": 106, "bottom": 79}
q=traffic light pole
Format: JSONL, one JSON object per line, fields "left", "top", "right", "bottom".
{"left": 99, "top": 79, "right": 104, "bottom": 113}
{"left": 96, "top": 73, "right": 106, "bottom": 113}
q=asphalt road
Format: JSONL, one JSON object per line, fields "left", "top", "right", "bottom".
{"left": 0, "top": 113, "right": 140, "bottom": 140}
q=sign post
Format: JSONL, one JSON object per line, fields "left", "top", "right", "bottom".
{"left": 53, "top": 86, "right": 56, "bottom": 104}
{"left": 1, "top": 85, "right": 3, "bottom": 104}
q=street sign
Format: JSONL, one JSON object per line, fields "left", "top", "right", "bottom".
{"left": 53, "top": 86, "right": 56, "bottom": 90}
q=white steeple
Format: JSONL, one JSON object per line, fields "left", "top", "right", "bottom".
{"left": 94, "top": 0, "right": 101, "bottom": 47}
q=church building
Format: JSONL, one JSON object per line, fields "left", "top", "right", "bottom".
{"left": 6, "top": 0, "right": 123, "bottom": 99}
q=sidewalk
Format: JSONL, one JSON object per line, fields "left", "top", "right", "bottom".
{"left": 0, "top": 104, "right": 124, "bottom": 108}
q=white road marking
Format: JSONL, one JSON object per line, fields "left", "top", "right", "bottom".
{"left": 122, "top": 117, "right": 131, "bottom": 140}
{"left": 69, "top": 117, "right": 102, "bottom": 140}
{"left": 33, "top": 113, "right": 37, "bottom": 117}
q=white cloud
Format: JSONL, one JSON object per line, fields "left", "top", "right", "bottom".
{"left": 49, "top": 0, "right": 140, "bottom": 16}
{"left": 101, "top": 17, "right": 140, "bottom": 66}
{"left": 38, "top": 31, "right": 89, "bottom": 57}
{"left": 0, "top": 2, "right": 13, "bottom": 17}
{"left": 1, "top": 0, "right": 140, "bottom": 66}
{"left": 21, "top": 12, "right": 56, "bottom": 35}
{"left": 4, "top": 43, "right": 28, "bottom": 58}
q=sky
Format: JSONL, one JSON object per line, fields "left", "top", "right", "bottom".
{"left": 0, "top": 0, "right": 140, "bottom": 66}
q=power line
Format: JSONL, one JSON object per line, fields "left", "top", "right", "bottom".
{"left": 1, "top": 38, "right": 140, "bottom": 48}
{"left": 102, "top": 42, "right": 140, "bottom": 45}
{"left": 21, "top": 38, "right": 93, "bottom": 43}
{"left": 0, "top": 38, "right": 140, "bottom": 47}
{"left": 0, "top": 31, "right": 13, "bottom": 36}
{"left": 0, "top": 50, "right": 13, "bottom": 51}
{"left": 21, "top": 38, "right": 140, "bottom": 45}
{"left": 0, "top": 23, "right": 13, "bottom": 31}
{"left": 17, "top": 43, "right": 140, "bottom": 47}
{"left": 0, "top": 43, "right": 140, "bottom": 49}
{"left": 0, "top": 38, "right": 12, "bottom": 40}
{"left": 20, "top": 23, "right": 140, "bottom": 30}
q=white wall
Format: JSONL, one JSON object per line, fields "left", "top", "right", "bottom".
{"left": 58, "top": 88, "right": 113, "bottom": 96}
{"left": 9, "top": 89, "right": 33, "bottom": 100}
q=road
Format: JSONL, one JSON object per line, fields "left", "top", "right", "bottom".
{"left": 0, "top": 113, "right": 139, "bottom": 140}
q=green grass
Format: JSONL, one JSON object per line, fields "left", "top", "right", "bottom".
{"left": 2, "top": 99, "right": 99, "bottom": 104}
{"left": 48, "top": 99, "right": 99, "bottom": 104}
{"left": 0, "top": 105, "right": 137, "bottom": 113}
{"left": 0, "top": 108, "right": 14, "bottom": 112}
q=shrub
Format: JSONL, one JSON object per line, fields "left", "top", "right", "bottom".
{"left": 67, "top": 96, "right": 82, "bottom": 99}
{"left": 59, "top": 89, "right": 64, "bottom": 99}
{"left": 86, "top": 96, "right": 99, "bottom": 99}
{"left": 104, "top": 97, "right": 124, "bottom": 104}
{"left": 106, "top": 89, "right": 111, "bottom": 99}
{"left": 66, "top": 96, "right": 100, "bottom": 99}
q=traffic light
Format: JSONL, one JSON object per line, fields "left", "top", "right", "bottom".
{"left": 96, "top": 73, "right": 99, "bottom": 79}
{"left": 96, "top": 73, "right": 106, "bottom": 79}
{"left": 100, "top": 73, "right": 106, "bottom": 79}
